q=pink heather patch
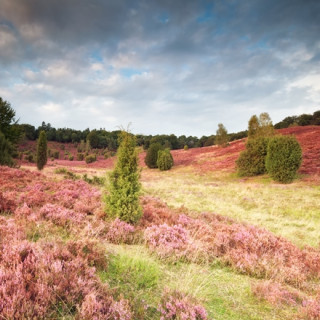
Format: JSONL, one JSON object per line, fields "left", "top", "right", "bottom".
{"left": 301, "top": 294, "right": 320, "bottom": 319}
{"left": 106, "top": 218, "right": 135, "bottom": 244}
{"left": 0, "top": 240, "right": 96, "bottom": 318}
{"left": 252, "top": 280, "right": 303, "bottom": 306}
{"left": 144, "top": 224, "right": 189, "bottom": 260}
{"left": 158, "top": 289, "right": 208, "bottom": 320}
{"left": 0, "top": 217, "right": 26, "bottom": 244}
{"left": 14, "top": 203, "right": 32, "bottom": 217}
{"left": 79, "top": 291, "right": 133, "bottom": 320}
{"left": 0, "top": 191, "right": 17, "bottom": 212}
{"left": 39, "top": 203, "right": 86, "bottom": 225}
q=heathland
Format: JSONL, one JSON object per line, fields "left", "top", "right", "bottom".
{"left": 1, "top": 124, "right": 320, "bottom": 319}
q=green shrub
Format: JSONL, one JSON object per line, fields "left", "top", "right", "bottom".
{"left": 77, "top": 153, "right": 84, "bottom": 161}
{"left": 77, "top": 140, "right": 86, "bottom": 152}
{"left": 68, "top": 155, "right": 74, "bottom": 161}
{"left": 145, "top": 143, "right": 162, "bottom": 168}
{"left": 184, "top": 145, "right": 189, "bottom": 150}
{"left": 104, "top": 130, "right": 142, "bottom": 224}
{"left": 85, "top": 154, "right": 96, "bottom": 164}
{"left": 36, "top": 131, "right": 47, "bottom": 170}
{"left": 266, "top": 135, "right": 302, "bottom": 183}
{"left": 52, "top": 150, "right": 60, "bottom": 159}
{"left": 215, "top": 123, "right": 229, "bottom": 147}
{"left": 83, "top": 174, "right": 105, "bottom": 186}
{"left": 236, "top": 137, "right": 269, "bottom": 176}
{"left": 0, "top": 131, "right": 14, "bottom": 166}
{"left": 157, "top": 148, "right": 174, "bottom": 171}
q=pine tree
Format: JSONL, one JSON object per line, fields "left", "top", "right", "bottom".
{"left": 104, "top": 130, "right": 142, "bottom": 224}
{"left": 36, "top": 130, "right": 47, "bottom": 170}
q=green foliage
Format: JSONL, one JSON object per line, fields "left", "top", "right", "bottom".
{"left": 236, "top": 137, "right": 269, "bottom": 176}
{"left": 215, "top": 123, "right": 229, "bottom": 147}
{"left": 68, "top": 155, "right": 74, "bottom": 161}
{"left": 101, "top": 252, "right": 159, "bottom": 291}
{"left": 0, "top": 131, "right": 14, "bottom": 166}
{"left": 77, "top": 153, "right": 84, "bottom": 161}
{"left": 36, "top": 131, "right": 47, "bottom": 170}
{"left": 266, "top": 135, "right": 302, "bottom": 183}
{"left": 157, "top": 149, "right": 174, "bottom": 171}
{"left": 248, "top": 113, "right": 274, "bottom": 139}
{"left": 25, "top": 152, "right": 35, "bottom": 163}
{"left": 82, "top": 174, "right": 105, "bottom": 186}
{"left": 248, "top": 115, "right": 259, "bottom": 138}
{"left": 77, "top": 140, "right": 86, "bottom": 152}
{"left": 184, "top": 145, "right": 189, "bottom": 150}
{"left": 104, "top": 130, "right": 142, "bottom": 224}
{"left": 85, "top": 154, "right": 97, "bottom": 164}
{"left": 0, "top": 98, "right": 22, "bottom": 165}
{"left": 0, "top": 97, "right": 21, "bottom": 144}
{"left": 87, "top": 130, "right": 99, "bottom": 148}
{"left": 145, "top": 143, "right": 162, "bottom": 168}
{"left": 52, "top": 150, "right": 60, "bottom": 159}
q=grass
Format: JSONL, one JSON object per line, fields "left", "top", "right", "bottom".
{"left": 141, "top": 167, "right": 320, "bottom": 248}
{"left": 17, "top": 163, "right": 319, "bottom": 319}
{"left": 97, "top": 244, "right": 298, "bottom": 320}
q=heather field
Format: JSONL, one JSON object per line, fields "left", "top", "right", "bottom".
{"left": 1, "top": 126, "right": 320, "bottom": 319}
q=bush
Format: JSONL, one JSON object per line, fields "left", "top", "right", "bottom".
{"left": 184, "top": 145, "right": 189, "bottom": 150}
{"left": 145, "top": 143, "right": 162, "bottom": 168}
{"left": 36, "top": 131, "right": 47, "bottom": 170}
{"left": 104, "top": 130, "right": 142, "bottom": 224}
{"left": 236, "top": 137, "right": 269, "bottom": 176}
{"left": 77, "top": 153, "right": 84, "bottom": 161}
{"left": 51, "top": 150, "right": 59, "bottom": 159}
{"left": 0, "top": 131, "right": 14, "bottom": 166}
{"left": 68, "top": 155, "right": 74, "bottom": 161}
{"left": 157, "top": 148, "right": 174, "bottom": 171}
{"left": 266, "top": 135, "right": 302, "bottom": 183}
{"left": 85, "top": 154, "right": 96, "bottom": 164}
{"left": 158, "top": 289, "right": 208, "bottom": 320}
{"left": 215, "top": 123, "right": 229, "bottom": 147}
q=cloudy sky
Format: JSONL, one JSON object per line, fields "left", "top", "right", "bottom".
{"left": 0, "top": 0, "right": 319, "bottom": 136}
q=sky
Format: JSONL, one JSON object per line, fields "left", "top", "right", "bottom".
{"left": 0, "top": 0, "right": 319, "bottom": 137}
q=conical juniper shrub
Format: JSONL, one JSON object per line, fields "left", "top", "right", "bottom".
{"left": 36, "top": 130, "right": 47, "bottom": 170}
{"left": 104, "top": 130, "right": 142, "bottom": 224}
{"left": 145, "top": 142, "right": 162, "bottom": 168}
{"left": 236, "top": 137, "right": 269, "bottom": 176}
{"left": 0, "top": 131, "right": 14, "bottom": 167}
{"left": 157, "top": 148, "right": 174, "bottom": 171}
{"left": 265, "top": 135, "right": 302, "bottom": 183}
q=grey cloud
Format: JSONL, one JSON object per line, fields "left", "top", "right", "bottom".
{"left": 0, "top": 0, "right": 319, "bottom": 136}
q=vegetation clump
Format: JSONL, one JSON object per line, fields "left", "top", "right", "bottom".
{"left": 104, "top": 130, "right": 142, "bottom": 224}
{"left": 36, "top": 131, "right": 47, "bottom": 170}
{"left": 145, "top": 142, "right": 162, "bottom": 168}
{"left": 85, "top": 154, "right": 97, "bottom": 164}
{"left": 236, "top": 137, "right": 269, "bottom": 176}
{"left": 0, "top": 131, "right": 14, "bottom": 166}
{"left": 157, "top": 148, "right": 174, "bottom": 171}
{"left": 266, "top": 135, "right": 302, "bottom": 183}
{"left": 248, "top": 112, "right": 274, "bottom": 139}
{"left": 215, "top": 123, "right": 229, "bottom": 147}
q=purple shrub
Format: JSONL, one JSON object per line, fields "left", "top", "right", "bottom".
{"left": 158, "top": 289, "right": 208, "bottom": 320}
{"left": 144, "top": 224, "right": 190, "bottom": 260}
{"left": 106, "top": 218, "right": 135, "bottom": 244}
{"left": 79, "top": 291, "right": 133, "bottom": 320}
{"left": 39, "top": 203, "right": 86, "bottom": 226}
